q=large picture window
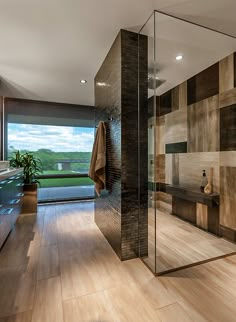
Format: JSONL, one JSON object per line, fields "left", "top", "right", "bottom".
{"left": 4, "top": 98, "right": 95, "bottom": 202}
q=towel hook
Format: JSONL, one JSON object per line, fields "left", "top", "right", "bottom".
{"left": 95, "top": 117, "right": 113, "bottom": 128}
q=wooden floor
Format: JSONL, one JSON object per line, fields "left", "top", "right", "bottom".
{"left": 0, "top": 202, "right": 236, "bottom": 321}
{"left": 145, "top": 208, "right": 236, "bottom": 273}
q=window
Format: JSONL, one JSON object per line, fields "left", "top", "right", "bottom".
{"left": 5, "top": 98, "right": 95, "bottom": 202}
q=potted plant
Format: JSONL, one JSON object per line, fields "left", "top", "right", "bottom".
{"left": 10, "top": 151, "right": 42, "bottom": 214}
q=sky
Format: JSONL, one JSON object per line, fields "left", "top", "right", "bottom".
{"left": 8, "top": 123, "right": 94, "bottom": 152}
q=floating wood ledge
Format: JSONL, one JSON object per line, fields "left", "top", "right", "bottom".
{"left": 165, "top": 185, "right": 220, "bottom": 208}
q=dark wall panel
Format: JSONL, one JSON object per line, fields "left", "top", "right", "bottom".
{"left": 95, "top": 33, "right": 122, "bottom": 258}
{"left": 187, "top": 63, "right": 219, "bottom": 105}
{"left": 220, "top": 104, "right": 236, "bottom": 151}
{"left": 0, "top": 97, "right": 3, "bottom": 160}
{"left": 95, "top": 30, "right": 148, "bottom": 260}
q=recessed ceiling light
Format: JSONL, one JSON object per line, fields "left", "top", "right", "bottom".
{"left": 80, "top": 79, "right": 87, "bottom": 84}
{"left": 97, "top": 82, "right": 106, "bottom": 87}
{"left": 176, "top": 55, "right": 183, "bottom": 61}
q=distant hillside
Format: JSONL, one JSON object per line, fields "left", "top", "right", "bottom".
{"left": 9, "top": 149, "right": 92, "bottom": 172}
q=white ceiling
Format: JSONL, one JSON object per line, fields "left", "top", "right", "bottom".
{"left": 0, "top": 0, "right": 236, "bottom": 106}
{"left": 144, "top": 11, "right": 236, "bottom": 96}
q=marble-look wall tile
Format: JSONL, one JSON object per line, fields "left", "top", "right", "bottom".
{"left": 165, "top": 107, "right": 187, "bottom": 144}
{"left": 219, "top": 88, "right": 236, "bottom": 109}
{"left": 188, "top": 95, "right": 219, "bottom": 152}
{"left": 177, "top": 152, "right": 220, "bottom": 192}
{"left": 219, "top": 54, "right": 234, "bottom": 93}
{"left": 220, "top": 166, "right": 236, "bottom": 230}
{"left": 220, "top": 104, "right": 236, "bottom": 151}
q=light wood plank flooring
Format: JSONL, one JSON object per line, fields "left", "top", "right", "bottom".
{"left": 0, "top": 202, "right": 236, "bottom": 321}
{"left": 144, "top": 208, "right": 236, "bottom": 273}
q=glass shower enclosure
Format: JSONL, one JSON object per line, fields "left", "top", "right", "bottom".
{"left": 139, "top": 10, "right": 236, "bottom": 275}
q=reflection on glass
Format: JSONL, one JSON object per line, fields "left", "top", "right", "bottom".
{"left": 139, "top": 10, "right": 236, "bottom": 275}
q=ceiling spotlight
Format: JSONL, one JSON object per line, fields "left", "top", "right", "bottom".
{"left": 176, "top": 55, "right": 183, "bottom": 61}
{"left": 80, "top": 79, "right": 87, "bottom": 84}
{"left": 97, "top": 82, "right": 106, "bottom": 87}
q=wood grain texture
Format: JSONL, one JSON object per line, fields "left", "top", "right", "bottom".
{"left": 172, "top": 154, "right": 180, "bottom": 185}
{"left": 196, "top": 203, "right": 208, "bottom": 230}
{"left": 41, "top": 206, "right": 58, "bottom": 246}
{"left": 0, "top": 311, "right": 32, "bottom": 322}
{"left": 187, "top": 62, "right": 219, "bottom": 105}
{"left": 146, "top": 209, "right": 236, "bottom": 274}
{"left": 31, "top": 277, "right": 64, "bottom": 322}
{"left": 220, "top": 151, "right": 236, "bottom": 167}
{"left": 171, "top": 85, "right": 179, "bottom": 111}
{"left": 155, "top": 303, "right": 192, "bottom": 322}
{"left": 37, "top": 245, "right": 59, "bottom": 280}
{"left": 220, "top": 167, "right": 236, "bottom": 229}
{"left": 165, "top": 154, "right": 173, "bottom": 185}
{"left": 165, "top": 107, "right": 187, "bottom": 144}
{"left": 156, "top": 191, "right": 172, "bottom": 213}
{"left": 156, "top": 154, "right": 165, "bottom": 183}
{"left": 1, "top": 202, "right": 236, "bottom": 321}
{"left": 188, "top": 95, "right": 219, "bottom": 152}
{"left": 156, "top": 116, "right": 166, "bottom": 154}
{"left": 177, "top": 152, "right": 220, "bottom": 192}
{"left": 179, "top": 81, "right": 188, "bottom": 109}
{"left": 160, "top": 90, "right": 172, "bottom": 116}
{"left": 219, "top": 53, "right": 234, "bottom": 93}
{"left": 220, "top": 104, "right": 236, "bottom": 151}
{"left": 63, "top": 291, "right": 113, "bottom": 322}
{"left": 219, "top": 87, "right": 236, "bottom": 108}
{"left": 172, "top": 197, "right": 196, "bottom": 224}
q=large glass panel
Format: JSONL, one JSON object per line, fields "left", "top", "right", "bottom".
{"left": 139, "top": 12, "right": 156, "bottom": 272}
{"left": 139, "top": 10, "right": 236, "bottom": 275}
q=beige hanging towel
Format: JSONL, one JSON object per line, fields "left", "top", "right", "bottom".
{"left": 89, "top": 121, "right": 106, "bottom": 196}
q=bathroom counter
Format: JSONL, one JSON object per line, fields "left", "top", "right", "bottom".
{"left": 0, "top": 168, "right": 24, "bottom": 181}
{"left": 0, "top": 168, "right": 24, "bottom": 248}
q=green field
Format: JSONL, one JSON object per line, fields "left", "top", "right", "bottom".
{"left": 39, "top": 177, "right": 93, "bottom": 188}
{"left": 9, "top": 150, "right": 94, "bottom": 188}
{"left": 39, "top": 170, "right": 94, "bottom": 188}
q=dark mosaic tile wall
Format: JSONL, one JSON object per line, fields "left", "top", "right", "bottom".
{"left": 0, "top": 97, "right": 2, "bottom": 159}
{"left": 94, "top": 30, "right": 148, "bottom": 260}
